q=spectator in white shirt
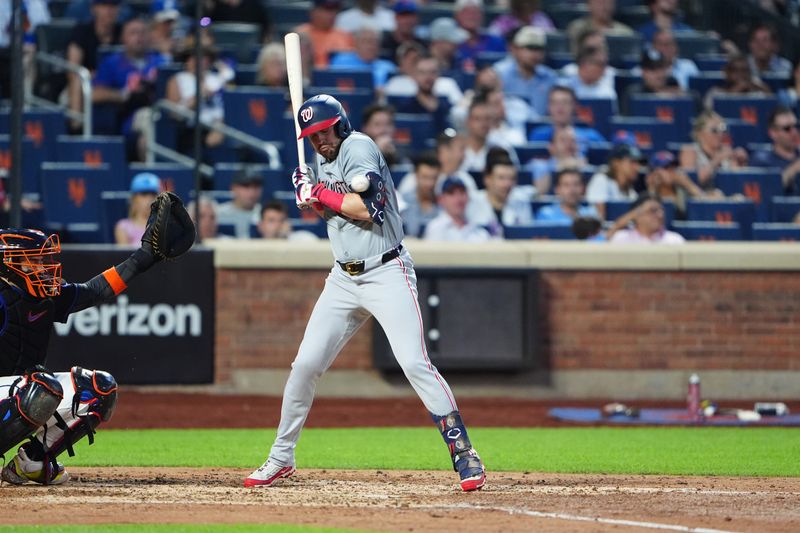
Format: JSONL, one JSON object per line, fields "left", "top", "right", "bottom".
{"left": 459, "top": 96, "right": 518, "bottom": 173}
{"left": 335, "top": 0, "right": 395, "bottom": 34}
{"left": 560, "top": 29, "right": 617, "bottom": 101}
{"left": 424, "top": 177, "right": 492, "bottom": 242}
{"left": 610, "top": 193, "right": 685, "bottom": 244}
{"left": 559, "top": 45, "right": 618, "bottom": 101}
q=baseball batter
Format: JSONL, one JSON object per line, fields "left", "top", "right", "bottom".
{"left": 245, "top": 95, "right": 485, "bottom": 492}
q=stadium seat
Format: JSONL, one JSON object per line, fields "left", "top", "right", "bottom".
{"left": 605, "top": 34, "right": 642, "bottom": 62}
{"left": 289, "top": 218, "right": 328, "bottom": 239}
{"left": 312, "top": 69, "right": 374, "bottom": 93}
{"left": 155, "top": 63, "right": 182, "bottom": 100}
{"left": 211, "top": 22, "right": 262, "bottom": 63}
{"left": 475, "top": 51, "right": 507, "bottom": 69}
{"left": 34, "top": 18, "right": 76, "bottom": 99}
{"left": 546, "top": 52, "right": 574, "bottom": 70}
{"left": 628, "top": 95, "right": 695, "bottom": 142}
{"left": 614, "top": 70, "right": 639, "bottom": 101}
{"left": 672, "top": 221, "right": 744, "bottom": 241}
{"left": 546, "top": 6, "right": 588, "bottom": 30}
{"left": 770, "top": 196, "right": 800, "bottom": 222}
{"left": 222, "top": 87, "right": 290, "bottom": 141}
{"left": 673, "top": 32, "right": 720, "bottom": 59}
{"left": 751, "top": 223, "right": 800, "bottom": 241}
{"left": 724, "top": 118, "right": 766, "bottom": 146}
{"left": 0, "top": 109, "right": 66, "bottom": 161}
{"left": 688, "top": 73, "right": 723, "bottom": 99}
{"left": 0, "top": 135, "right": 40, "bottom": 194}
{"left": 714, "top": 170, "right": 782, "bottom": 222}
{"left": 694, "top": 54, "right": 728, "bottom": 72}
{"left": 762, "top": 74, "right": 791, "bottom": 94}
{"left": 686, "top": 198, "right": 756, "bottom": 239}
{"left": 576, "top": 98, "right": 617, "bottom": 138}
{"left": 235, "top": 64, "right": 259, "bottom": 86}
{"left": 40, "top": 163, "right": 113, "bottom": 242}
{"left": 609, "top": 116, "right": 674, "bottom": 150}
{"left": 586, "top": 142, "right": 612, "bottom": 166}
{"left": 100, "top": 190, "right": 130, "bottom": 243}
{"left": 393, "top": 113, "right": 435, "bottom": 152}
{"left": 56, "top": 136, "right": 127, "bottom": 186}
{"left": 514, "top": 142, "right": 549, "bottom": 165}
{"left": 711, "top": 94, "right": 778, "bottom": 130}
{"left": 504, "top": 223, "right": 576, "bottom": 240}
{"left": 545, "top": 31, "right": 570, "bottom": 55}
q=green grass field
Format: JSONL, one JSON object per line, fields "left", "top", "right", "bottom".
{"left": 57, "top": 427, "right": 800, "bottom": 477}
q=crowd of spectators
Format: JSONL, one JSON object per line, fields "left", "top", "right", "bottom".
{"left": 8, "top": 0, "right": 800, "bottom": 243}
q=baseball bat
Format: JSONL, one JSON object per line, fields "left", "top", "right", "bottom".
{"left": 284, "top": 32, "right": 306, "bottom": 170}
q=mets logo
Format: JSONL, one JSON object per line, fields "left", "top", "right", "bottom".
{"left": 300, "top": 107, "right": 314, "bottom": 123}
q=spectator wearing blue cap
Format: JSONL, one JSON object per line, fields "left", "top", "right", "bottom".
{"left": 586, "top": 142, "right": 643, "bottom": 219}
{"left": 115, "top": 173, "right": 161, "bottom": 245}
{"left": 335, "top": 0, "right": 396, "bottom": 34}
{"left": 424, "top": 176, "right": 492, "bottom": 242}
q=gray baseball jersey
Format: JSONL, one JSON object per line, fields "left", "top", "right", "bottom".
{"left": 313, "top": 132, "right": 404, "bottom": 262}
{"left": 262, "top": 129, "right": 460, "bottom": 469}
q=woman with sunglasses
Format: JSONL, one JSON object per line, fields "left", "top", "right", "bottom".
{"left": 679, "top": 110, "right": 748, "bottom": 191}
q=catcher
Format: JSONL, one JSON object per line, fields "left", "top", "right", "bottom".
{"left": 0, "top": 192, "right": 194, "bottom": 485}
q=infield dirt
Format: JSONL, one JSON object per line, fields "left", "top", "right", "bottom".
{"left": 2, "top": 391, "right": 799, "bottom": 532}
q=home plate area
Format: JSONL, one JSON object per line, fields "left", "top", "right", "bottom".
{"left": 3, "top": 467, "right": 799, "bottom": 532}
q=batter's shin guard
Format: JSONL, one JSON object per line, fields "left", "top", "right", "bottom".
{"left": 431, "top": 410, "right": 485, "bottom": 491}
{"left": 431, "top": 411, "right": 473, "bottom": 464}
{"left": 0, "top": 369, "right": 63, "bottom": 456}
{"left": 46, "top": 367, "right": 118, "bottom": 462}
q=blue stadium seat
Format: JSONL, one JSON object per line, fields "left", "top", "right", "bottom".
{"left": 694, "top": 54, "right": 728, "bottom": 72}
{"left": 517, "top": 170, "right": 533, "bottom": 186}
{"left": 56, "top": 136, "right": 127, "bottom": 187}
{"left": 688, "top": 73, "right": 723, "bottom": 99}
{"left": 448, "top": 70, "right": 476, "bottom": 92}
{"left": 0, "top": 109, "right": 66, "bottom": 161}
{"left": 393, "top": 113, "right": 435, "bottom": 152}
{"left": 505, "top": 223, "right": 576, "bottom": 240}
{"left": 609, "top": 116, "right": 674, "bottom": 151}
{"left": 762, "top": 74, "right": 791, "bottom": 94}
{"left": 770, "top": 196, "right": 800, "bottom": 222}
{"left": 515, "top": 142, "right": 549, "bottom": 165}
{"left": 672, "top": 221, "right": 744, "bottom": 241}
{"left": 628, "top": 95, "right": 695, "bottom": 142}
{"left": 711, "top": 94, "right": 778, "bottom": 131}
{"left": 235, "top": 64, "right": 259, "bottom": 86}
{"left": 222, "top": 87, "right": 290, "bottom": 141}
{"left": 475, "top": 51, "right": 507, "bottom": 69}
{"left": 217, "top": 223, "right": 237, "bottom": 237}
{"left": 725, "top": 118, "right": 766, "bottom": 146}
{"left": 576, "top": 98, "right": 617, "bottom": 138}
{"left": 751, "top": 223, "right": 800, "bottom": 241}
{"left": 545, "top": 31, "right": 570, "bottom": 55}
{"left": 155, "top": 63, "right": 182, "bottom": 99}
{"left": 312, "top": 69, "right": 374, "bottom": 92}
{"left": 714, "top": 170, "right": 782, "bottom": 222}
{"left": 586, "top": 142, "right": 612, "bottom": 166}
{"left": 290, "top": 218, "right": 328, "bottom": 239}
{"left": 127, "top": 163, "right": 196, "bottom": 202}
{"left": 546, "top": 51, "right": 574, "bottom": 70}
{"left": 0, "top": 135, "right": 39, "bottom": 194}
{"left": 673, "top": 32, "right": 720, "bottom": 60}
{"left": 686, "top": 199, "right": 756, "bottom": 239}
{"left": 40, "top": 162, "right": 112, "bottom": 242}
{"left": 605, "top": 34, "right": 642, "bottom": 61}
{"left": 614, "top": 70, "right": 639, "bottom": 102}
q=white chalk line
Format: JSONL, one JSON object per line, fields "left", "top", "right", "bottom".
{"left": 417, "top": 503, "right": 739, "bottom": 533}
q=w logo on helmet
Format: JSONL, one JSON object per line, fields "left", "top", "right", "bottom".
{"left": 300, "top": 107, "right": 314, "bottom": 123}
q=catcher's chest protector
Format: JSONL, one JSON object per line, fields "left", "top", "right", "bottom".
{"left": 0, "top": 282, "right": 55, "bottom": 376}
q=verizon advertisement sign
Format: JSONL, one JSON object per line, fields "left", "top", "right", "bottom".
{"left": 47, "top": 248, "right": 214, "bottom": 384}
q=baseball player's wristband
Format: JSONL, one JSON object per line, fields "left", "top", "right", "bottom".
{"left": 312, "top": 183, "right": 345, "bottom": 212}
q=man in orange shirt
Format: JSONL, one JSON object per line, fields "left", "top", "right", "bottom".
{"left": 295, "top": 0, "right": 354, "bottom": 68}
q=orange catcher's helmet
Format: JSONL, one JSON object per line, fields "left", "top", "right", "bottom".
{"left": 0, "top": 229, "right": 62, "bottom": 297}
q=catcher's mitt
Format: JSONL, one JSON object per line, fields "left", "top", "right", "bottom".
{"left": 141, "top": 192, "right": 195, "bottom": 260}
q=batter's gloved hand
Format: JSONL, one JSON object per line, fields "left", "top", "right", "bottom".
{"left": 141, "top": 192, "right": 196, "bottom": 261}
{"left": 292, "top": 165, "right": 316, "bottom": 208}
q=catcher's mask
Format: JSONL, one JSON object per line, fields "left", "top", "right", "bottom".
{"left": 0, "top": 229, "right": 62, "bottom": 298}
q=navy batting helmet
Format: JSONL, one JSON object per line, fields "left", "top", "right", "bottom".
{"left": 297, "top": 94, "right": 352, "bottom": 140}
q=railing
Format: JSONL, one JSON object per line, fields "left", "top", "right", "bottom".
{"left": 27, "top": 52, "right": 92, "bottom": 138}
{"left": 149, "top": 99, "right": 282, "bottom": 173}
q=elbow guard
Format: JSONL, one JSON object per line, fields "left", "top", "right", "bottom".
{"left": 360, "top": 171, "right": 387, "bottom": 226}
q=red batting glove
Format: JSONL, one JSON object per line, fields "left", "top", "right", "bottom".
{"left": 311, "top": 182, "right": 345, "bottom": 213}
